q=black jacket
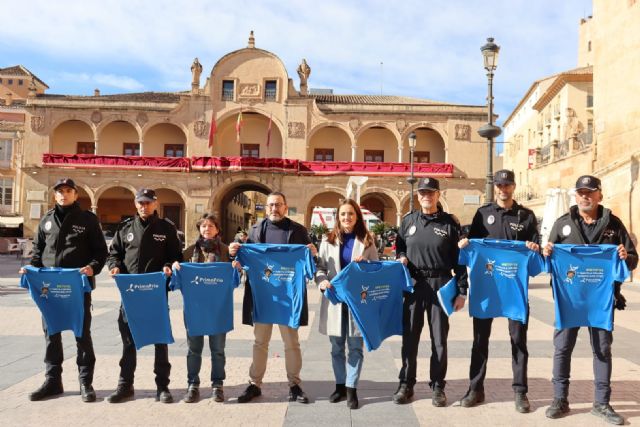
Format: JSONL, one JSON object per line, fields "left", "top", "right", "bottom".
{"left": 548, "top": 205, "right": 638, "bottom": 270}
{"left": 396, "top": 209, "right": 468, "bottom": 294}
{"left": 242, "top": 218, "right": 312, "bottom": 326}
{"left": 107, "top": 214, "right": 183, "bottom": 275}
{"left": 469, "top": 201, "right": 539, "bottom": 243}
{"left": 31, "top": 202, "right": 107, "bottom": 289}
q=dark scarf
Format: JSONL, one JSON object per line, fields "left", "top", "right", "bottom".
{"left": 193, "top": 236, "right": 222, "bottom": 263}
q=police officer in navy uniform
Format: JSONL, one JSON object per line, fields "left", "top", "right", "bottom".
{"left": 26, "top": 178, "right": 107, "bottom": 402}
{"left": 392, "top": 177, "right": 468, "bottom": 406}
{"left": 106, "top": 188, "right": 183, "bottom": 404}
{"left": 458, "top": 169, "right": 540, "bottom": 413}
{"left": 543, "top": 175, "right": 637, "bottom": 425}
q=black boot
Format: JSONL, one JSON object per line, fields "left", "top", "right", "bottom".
{"left": 346, "top": 387, "right": 358, "bottom": 409}
{"left": 29, "top": 379, "right": 64, "bottom": 401}
{"left": 80, "top": 384, "right": 96, "bottom": 403}
{"left": 107, "top": 384, "right": 134, "bottom": 403}
{"left": 329, "top": 384, "right": 347, "bottom": 403}
{"left": 392, "top": 383, "right": 414, "bottom": 404}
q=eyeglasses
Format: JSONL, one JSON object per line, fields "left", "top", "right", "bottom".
{"left": 267, "top": 202, "right": 284, "bottom": 208}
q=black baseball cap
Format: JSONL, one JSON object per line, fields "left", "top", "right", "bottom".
{"left": 135, "top": 188, "right": 157, "bottom": 202}
{"left": 575, "top": 175, "right": 602, "bottom": 191}
{"left": 494, "top": 169, "right": 515, "bottom": 185}
{"left": 417, "top": 177, "right": 440, "bottom": 191}
{"left": 53, "top": 178, "right": 77, "bottom": 190}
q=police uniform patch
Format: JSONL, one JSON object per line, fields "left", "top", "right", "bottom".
{"left": 562, "top": 225, "right": 571, "bottom": 236}
{"left": 126, "top": 232, "right": 134, "bottom": 242}
{"left": 44, "top": 221, "right": 52, "bottom": 231}
{"left": 408, "top": 225, "right": 417, "bottom": 236}
{"left": 487, "top": 215, "right": 495, "bottom": 225}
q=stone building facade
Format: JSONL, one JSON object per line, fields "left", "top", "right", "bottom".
{"left": 13, "top": 33, "right": 491, "bottom": 244}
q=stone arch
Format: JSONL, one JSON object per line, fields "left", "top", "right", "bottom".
{"left": 306, "top": 124, "right": 353, "bottom": 162}
{"left": 307, "top": 121, "right": 352, "bottom": 141}
{"left": 50, "top": 119, "right": 96, "bottom": 154}
{"left": 73, "top": 182, "right": 95, "bottom": 210}
{"left": 304, "top": 189, "right": 346, "bottom": 229}
{"left": 50, "top": 116, "right": 97, "bottom": 139}
{"left": 401, "top": 124, "right": 448, "bottom": 163}
{"left": 355, "top": 125, "right": 399, "bottom": 163}
{"left": 98, "top": 120, "right": 141, "bottom": 156}
{"left": 95, "top": 185, "right": 137, "bottom": 232}
{"left": 212, "top": 108, "right": 284, "bottom": 158}
{"left": 212, "top": 179, "right": 273, "bottom": 243}
{"left": 361, "top": 187, "right": 401, "bottom": 225}
{"left": 142, "top": 122, "right": 188, "bottom": 157}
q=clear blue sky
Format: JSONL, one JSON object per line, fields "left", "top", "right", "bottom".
{"left": 1, "top": 0, "right": 592, "bottom": 142}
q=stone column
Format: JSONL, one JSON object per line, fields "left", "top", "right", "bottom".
{"left": 351, "top": 145, "right": 357, "bottom": 162}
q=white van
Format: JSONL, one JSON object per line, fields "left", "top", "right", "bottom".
{"left": 311, "top": 206, "right": 381, "bottom": 230}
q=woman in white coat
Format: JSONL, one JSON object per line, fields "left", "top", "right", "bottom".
{"left": 316, "top": 199, "right": 378, "bottom": 409}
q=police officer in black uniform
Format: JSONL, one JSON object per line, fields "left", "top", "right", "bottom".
{"left": 543, "top": 175, "right": 637, "bottom": 425}
{"left": 392, "top": 177, "right": 468, "bottom": 407}
{"left": 26, "top": 178, "right": 107, "bottom": 402}
{"left": 106, "top": 188, "right": 183, "bottom": 404}
{"left": 458, "top": 169, "right": 540, "bottom": 413}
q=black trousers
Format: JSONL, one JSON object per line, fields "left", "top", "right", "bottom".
{"left": 117, "top": 306, "right": 171, "bottom": 388}
{"left": 43, "top": 292, "right": 95, "bottom": 385}
{"left": 468, "top": 312, "right": 529, "bottom": 393}
{"left": 552, "top": 327, "right": 613, "bottom": 404}
{"left": 398, "top": 279, "right": 450, "bottom": 390}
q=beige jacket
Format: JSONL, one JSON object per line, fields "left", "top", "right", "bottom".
{"left": 315, "top": 234, "right": 379, "bottom": 337}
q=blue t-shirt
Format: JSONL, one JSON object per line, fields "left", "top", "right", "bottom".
{"left": 548, "top": 244, "right": 629, "bottom": 331}
{"left": 459, "top": 239, "right": 545, "bottom": 323}
{"left": 237, "top": 244, "right": 315, "bottom": 328}
{"left": 326, "top": 261, "right": 413, "bottom": 351}
{"left": 170, "top": 262, "right": 240, "bottom": 337}
{"left": 114, "top": 272, "right": 174, "bottom": 350}
{"left": 437, "top": 276, "right": 458, "bottom": 317}
{"left": 20, "top": 266, "right": 91, "bottom": 337}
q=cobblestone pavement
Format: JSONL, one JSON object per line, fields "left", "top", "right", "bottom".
{"left": 0, "top": 254, "right": 638, "bottom": 426}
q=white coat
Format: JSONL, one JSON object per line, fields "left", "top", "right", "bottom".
{"left": 315, "top": 234, "right": 379, "bottom": 337}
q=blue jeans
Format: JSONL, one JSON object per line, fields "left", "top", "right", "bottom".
{"left": 187, "top": 334, "right": 226, "bottom": 387}
{"left": 329, "top": 308, "right": 364, "bottom": 388}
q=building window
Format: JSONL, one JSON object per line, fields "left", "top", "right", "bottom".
{"left": 241, "top": 144, "right": 260, "bottom": 158}
{"left": 313, "top": 148, "right": 334, "bottom": 161}
{"left": 7, "top": 79, "right": 13, "bottom": 85}
{"left": 77, "top": 141, "right": 95, "bottom": 154}
{"left": 123, "top": 143, "right": 140, "bottom": 156}
{"left": 0, "top": 78, "right": 3, "bottom": 83}
{"left": 0, "top": 178, "right": 13, "bottom": 208}
{"left": 364, "top": 150, "right": 384, "bottom": 162}
{"left": 413, "top": 151, "right": 430, "bottom": 163}
{"left": 587, "top": 41, "right": 592, "bottom": 52}
{"left": 0, "top": 139, "right": 13, "bottom": 165}
{"left": 222, "top": 80, "right": 234, "bottom": 101}
{"left": 18, "top": 79, "right": 23, "bottom": 86}
{"left": 164, "top": 144, "right": 185, "bottom": 157}
{"left": 264, "top": 80, "right": 277, "bottom": 101}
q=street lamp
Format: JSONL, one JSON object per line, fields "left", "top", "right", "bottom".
{"left": 478, "top": 37, "right": 502, "bottom": 202}
{"left": 407, "top": 131, "right": 417, "bottom": 212}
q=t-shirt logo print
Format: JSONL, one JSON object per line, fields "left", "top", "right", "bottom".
{"left": 40, "top": 283, "right": 50, "bottom": 298}
{"left": 263, "top": 264, "right": 274, "bottom": 281}
{"left": 485, "top": 259, "right": 495, "bottom": 276}
{"left": 360, "top": 286, "right": 369, "bottom": 304}
{"left": 565, "top": 265, "right": 579, "bottom": 283}
{"left": 126, "top": 284, "right": 135, "bottom": 292}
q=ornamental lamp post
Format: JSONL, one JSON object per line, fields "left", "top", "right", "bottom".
{"left": 407, "top": 131, "right": 417, "bottom": 212}
{"left": 478, "top": 37, "right": 502, "bottom": 202}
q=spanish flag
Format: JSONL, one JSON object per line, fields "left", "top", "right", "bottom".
{"left": 208, "top": 111, "right": 217, "bottom": 148}
{"left": 236, "top": 111, "right": 243, "bottom": 143}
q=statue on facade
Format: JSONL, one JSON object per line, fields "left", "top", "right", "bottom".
{"left": 191, "top": 58, "right": 203, "bottom": 92}
{"left": 564, "top": 107, "right": 584, "bottom": 148}
{"left": 297, "top": 59, "right": 311, "bottom": 95}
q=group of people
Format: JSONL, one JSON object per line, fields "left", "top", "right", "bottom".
{"left": 21, "top": 170, "right": 636, "bottom": 425}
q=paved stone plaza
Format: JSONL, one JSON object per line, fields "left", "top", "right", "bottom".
{"left": 0, "top": 254, "right": 638, "bottom": 426}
